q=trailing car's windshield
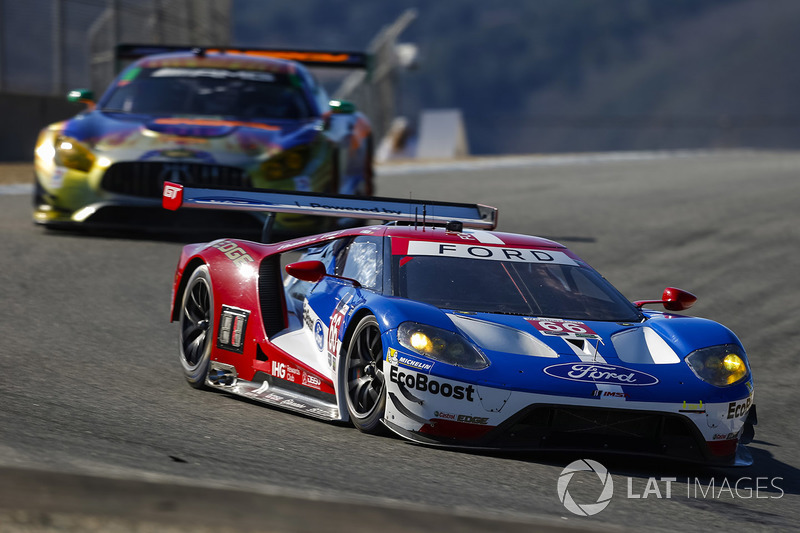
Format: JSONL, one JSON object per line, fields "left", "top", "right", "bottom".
{"left": 100, "top": 67, "right": 314, "bottom": 119}
{"left": 393, "top": 253, "right": 643, "bottom": 322}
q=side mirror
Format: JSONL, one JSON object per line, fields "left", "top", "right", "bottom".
{"left": 285, "top": 260, "right": 327, "bottom": 283}
{"left": 329, "top": 99, "right": 356, "bottom": 114}
{"left": 67, "top": 88, "right": 95, "bottom": 110}
{"left": 633, "top": 287, "right": 697, "bottom": 311}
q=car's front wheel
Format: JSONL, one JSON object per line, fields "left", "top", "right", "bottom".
{"left": 179, "top": 265, "right": 214, "bottom": 389}
{"left": 343, "top": 315, "right": 386, "bottom": 433}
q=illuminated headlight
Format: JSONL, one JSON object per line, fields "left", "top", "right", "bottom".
{"left": 685, "top": 344, "right": 749, "bottom": 387}
{"left": 54, "top": 135, "right": 95, "bottom": 172}
{"left": 397, "top": 322, "right": 489, "bottom": 370}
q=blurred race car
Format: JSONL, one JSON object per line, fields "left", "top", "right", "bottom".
{"left": 33, "top": 44, "right": 374, "bottom": 233}
{"left": 165, "top": 183, "right": 757, "bottom": 466}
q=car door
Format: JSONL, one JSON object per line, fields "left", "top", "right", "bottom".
{"left": 305, "top": 235, "right": 383, "bottom": 373}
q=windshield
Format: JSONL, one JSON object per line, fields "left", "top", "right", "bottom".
{"left": 100, "top": 67, "right": 314, "bottom": 119}
{"left": 393, "top": 254, "right": 642, "bottom": 322}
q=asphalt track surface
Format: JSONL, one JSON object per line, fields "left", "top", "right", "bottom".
{"left": 1, "top": 150, "right": 799, "bottom": 532}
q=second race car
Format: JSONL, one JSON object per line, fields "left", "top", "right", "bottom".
{"left": 33, "top": 44, "right": 373, "bottom": 234}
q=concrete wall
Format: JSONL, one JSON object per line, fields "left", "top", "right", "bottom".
{"left": 0, "top": 93, "right": 83, "bottom": 161}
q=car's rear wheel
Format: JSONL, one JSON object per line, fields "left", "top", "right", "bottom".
{"left": 344, "top": 315, "right": 386, "bottom": 433}
{"left": 179, "top": 265, "right": 214, "bottom": 389}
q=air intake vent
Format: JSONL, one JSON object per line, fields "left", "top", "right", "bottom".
{"left": 258, "top": 255, "right": 285, "bottom": 338}
{"left": 101, "top": 162, "right": 251, "bottom": 198}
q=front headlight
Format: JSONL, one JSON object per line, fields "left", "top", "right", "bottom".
{"left": 685, "top": 344, "right": 749, "bottom": 387}
{"left": 54, "top": 135, "right": 95, "bottom": 172}
{"left": 260, "top": 145, "right": 311, "bottom": 181}
{"left": 397, "top": 322, "right": 489, "bottom": 370}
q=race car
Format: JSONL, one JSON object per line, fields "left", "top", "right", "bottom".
{"left": 165, "top": 183, "right": 757, "bottom": 466}
{"left": 33, "top": 44, "right": 374, "bottom": 234}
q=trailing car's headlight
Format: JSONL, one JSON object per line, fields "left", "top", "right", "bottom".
{"left": 54, "top": 135, "right": 95, "bottom": 172}
{"left": 685, "top": 344, "right": 748, "bottom": 387}
{"left": 397, "top": 322, "right": 489, "bottom": 370}
{"left": 260, "top": 146, "right": 311, "bottom": 181}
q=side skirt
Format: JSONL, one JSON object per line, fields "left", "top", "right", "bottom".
{"left": 206, "top": 362, "right": 340, "bottom": 421}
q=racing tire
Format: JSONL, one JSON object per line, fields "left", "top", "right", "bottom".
{"left": 33, "top": 177, "right": 46, "bottom": 208}
{"left": 343, "top": 315, "right": 387, "bottom": 434}
{"left": 178, "top": 265, "right": 214, "bottom": 389}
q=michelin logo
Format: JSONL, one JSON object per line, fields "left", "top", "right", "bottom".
{"left": 386, "top": 348, "right": 433, "bottom": 372}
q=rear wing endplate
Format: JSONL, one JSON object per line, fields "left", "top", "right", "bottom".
{"left": 162, "top": 182, "right": 497, "bottom": 230}
{"left": 115, "top": 44, "right": 369, "bottom": 71}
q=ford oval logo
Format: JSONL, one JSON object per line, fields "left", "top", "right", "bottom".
{"left": 314, "top": 320, "right": 325, "bottom": 351}
{"left": 543, "top": 363, "right": 659, "bottom": 386}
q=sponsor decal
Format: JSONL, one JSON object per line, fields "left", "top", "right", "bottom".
{"left": 280, "top": 398, "right": 308, "bottom": 410}
{"left": 314, "top": 320, "right": 324, "bottom": 351}
{"left": 211, "top": 240, "right": 254, "bottom": 266}
{"left": 162, "top": 182, "right": 183, "bottom": 210}
{"left": 431, "top": 412, "right": 489, "bottom": 425}
{"left": 386, "top": 348, "right": 432, "bottom": 373}
{"left": 327, "top": 294, "right": 353, "bottom": 359}
{"left": 303, "top": 201, "right": 402, "bottom": 215}
{"left": 713, "top": 432, "right": 739, "bottom": 441}
{"left": 302, "top": 372, "right": 322, "bottom": 390}
{"left": 152, "top": 67, "right": 277, "bottom": 82}
{"left": 271, "top": 361, "right": 300, "bottom": 382}
{"left": 679, "top": 400, "right": 705, "bottom": 413}
{"left": 389, "top": 366, "right": 475, "bottom": 401}
{"left": 217, "top": 306, "right": 250, "bottom": 353}
{"left": 727, "top": 396, "right": 753, "bottom": 419}
{"left": 544, "top": 363, "right": 659, "bottom": 386}
{"left": 261, "top": 392, "right": 284, "bottom": 402}
{"left": 456, "top": 414, "right": 489, "bottom": 425}
{"left": 406, "top": 241, "right": 577, "bottom": 265}
{"left": 527, "top": 318, "right": 600, "bottom": 340}
{"left": 51, "top": 167, "right": 67, "bottom": 189}
{"left": 591, "top": 390, "right": 629, "bottom": 399}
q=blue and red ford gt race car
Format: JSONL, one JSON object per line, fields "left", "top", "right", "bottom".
{"left": 165, "top": 183, "right": 756, "bottom": 466}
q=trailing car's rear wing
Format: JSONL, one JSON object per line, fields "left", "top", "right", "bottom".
{"left": 162, "top": 182, "right": 498, "bottom": 230}
{"left": 115, "top": 44, "right": 369, "bottom": 71}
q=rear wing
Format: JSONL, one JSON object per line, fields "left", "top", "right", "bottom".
{"left": 162, "top": 182, "right": 498, "bottom": 230}
{"left": 115, "top": 44, "right": 370, "bottom": 72}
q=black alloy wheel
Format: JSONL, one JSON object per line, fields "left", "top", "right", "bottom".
{"left": 344, "top": 315, "right": 387, "bottom": 433}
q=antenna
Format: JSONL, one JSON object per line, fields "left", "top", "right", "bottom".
{"left": 422, "top": 205, "right": 427, "bottom": 232}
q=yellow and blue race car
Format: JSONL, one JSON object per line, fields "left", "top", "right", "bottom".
{"left": 33, "top": 44, "right": 374, "bottom": 234}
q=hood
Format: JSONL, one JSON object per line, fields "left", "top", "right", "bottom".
{"left": 60, "top": 111, "right": 319, "bottom": 164}
{"left": 377, "top": 299, "right": 749, "bottom": 403}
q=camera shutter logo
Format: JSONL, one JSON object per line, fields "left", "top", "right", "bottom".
{"left": 557, "top": 459, "right": 614, "bottom": 516}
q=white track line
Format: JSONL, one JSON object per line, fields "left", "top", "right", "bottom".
{"left": 0, "top": 183, "right": 32, "bottom": 196}
{"left": 376, "top": 149, "right": 729, "bottom": 176}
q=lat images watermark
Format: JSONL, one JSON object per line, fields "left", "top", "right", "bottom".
{"left": 557, "top": 459, "right": 784, "bottom": 517}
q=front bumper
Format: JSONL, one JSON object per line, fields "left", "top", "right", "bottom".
{"left": 382, "top": 363, "right": 754, "bottom": 466}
